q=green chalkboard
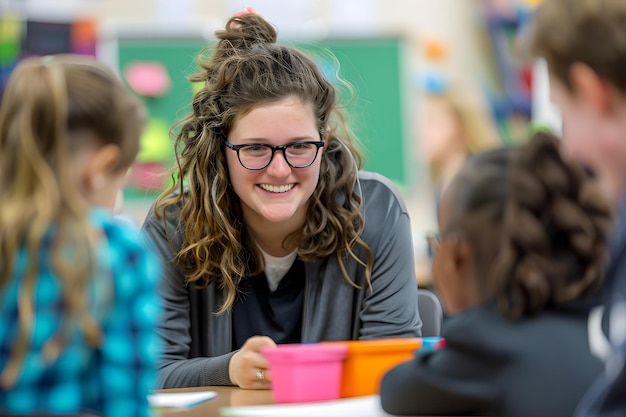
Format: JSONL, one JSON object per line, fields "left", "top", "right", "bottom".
{"left": 117, "top": 36, "right": 408, "bottom": 187}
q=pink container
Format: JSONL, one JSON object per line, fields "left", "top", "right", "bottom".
{"left": 261, "top": 343, "right": 347, "bottom": 404}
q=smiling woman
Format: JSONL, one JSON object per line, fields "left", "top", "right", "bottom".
{"left": 224, "top": 97, "right": 325, "bottom": 231}
{"left": 140, "top": 10, "right": 422, "bottom": 391}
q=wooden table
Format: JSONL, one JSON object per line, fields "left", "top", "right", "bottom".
{"left": 155, "top": 386, "right": 464, "bottom": 417}
{"left": 157, "top": 386, "right": 274, "bottom": 417}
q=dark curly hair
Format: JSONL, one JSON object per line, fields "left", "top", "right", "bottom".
{"left": 446, "top": 132, "right": 611, "bottom": 318}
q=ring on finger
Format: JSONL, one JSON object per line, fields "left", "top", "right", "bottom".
{"left": 255, "top": 370, "right": 265, "bottom": 381}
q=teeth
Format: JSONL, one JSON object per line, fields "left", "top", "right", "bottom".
{"left": 260, "top": 184, "right": 295, "bottom": 193}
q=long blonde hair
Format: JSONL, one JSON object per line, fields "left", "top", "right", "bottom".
{"left": 0, "top": 54, "right": 146, "bottom": 387}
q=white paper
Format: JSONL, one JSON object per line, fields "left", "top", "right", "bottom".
{"left": 220, "top": 395, "right": 393, "bottom": 417}
{"left": 147, "top": 391, "right": 217, "bottom": 409}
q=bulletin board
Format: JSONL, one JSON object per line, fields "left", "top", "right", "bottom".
{"left": 115, "top": 35, "right": 409, "bottom": 188}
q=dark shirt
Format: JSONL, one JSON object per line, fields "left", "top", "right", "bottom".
{"left": 380, "top": 299, "right": 603, "bottom": 417}
{"left": 602, "top": 194, "right": 626, "bottom": 299}
{"left": 575, "top": 199, "right": 626, "bottom": 417}
{"left": 142, "top": 171, "right": 421, "bottom": 388}
{"left": 232, "top": 259, "right": 305, "bottom": 349}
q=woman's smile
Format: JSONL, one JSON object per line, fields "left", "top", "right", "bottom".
{"left": 259, "top": 183, "right": 296, "bottom": 193}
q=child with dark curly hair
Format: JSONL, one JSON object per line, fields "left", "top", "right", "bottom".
{"left": 380, "top": 132, "right": 609, "bottom": 417}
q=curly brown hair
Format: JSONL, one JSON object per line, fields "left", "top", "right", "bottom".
{"left": 153, "top": 13, "right": 372, "bottom": 313}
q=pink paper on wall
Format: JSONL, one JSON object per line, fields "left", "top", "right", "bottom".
{"left": 124, "top": 61, "right": 171, "bottom": 97}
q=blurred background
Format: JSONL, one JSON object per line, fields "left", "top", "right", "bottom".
{"left": 0, "top": 0, "right": 557, "bottom": 285}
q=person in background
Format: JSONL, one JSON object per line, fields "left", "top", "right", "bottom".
{"left": 416, "top": 79, "right": 502, "bottom": 288}
{"left": 380, "top": 132, "right": 608, "bottom": 417}
{"left": 0, "top": 54, "right": 161, "bottom": 417}
{"left": 140, "top": 10, "right": 421, "bottom": 390}
{"left": 418, "top": 78, "right": 501, "bottom": 198}
{"left": 525, "top": 1, "right": 626, "bottom": 415}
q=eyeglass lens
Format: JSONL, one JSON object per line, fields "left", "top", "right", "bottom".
{"left": 239, "top": 143, "right": 319, "bottom": 169}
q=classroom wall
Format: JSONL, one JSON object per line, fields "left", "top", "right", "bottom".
{"left": 0, "top": 0, "right": 511, "bottom": 277}
{"left": 1, "top": 0, "right": 490, "bottom": 83}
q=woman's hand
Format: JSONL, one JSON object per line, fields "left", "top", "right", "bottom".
{"left": 229, "top": 336, "right": 276, "bottom": 389}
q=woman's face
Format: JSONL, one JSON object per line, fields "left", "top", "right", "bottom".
{"left": 225, "top": 96, "right": 323, "bottom": 229}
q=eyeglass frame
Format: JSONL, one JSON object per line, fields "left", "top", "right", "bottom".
{"left": 223, "top": 140, "right": 325, "bottom": 170}
{"left": 426, "top": 232, "right": 440, "bottom": 259}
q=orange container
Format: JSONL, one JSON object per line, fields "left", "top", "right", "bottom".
{"left": 321, "top": 338, "right": 422, "bottom": 398}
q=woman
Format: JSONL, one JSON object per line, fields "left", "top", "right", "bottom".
{"left": 141, "top": 10, "right": 421, "bottom": 389}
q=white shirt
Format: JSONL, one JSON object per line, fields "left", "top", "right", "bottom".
{"left": 256, "top": 245, "right": 298, "bottom": 292}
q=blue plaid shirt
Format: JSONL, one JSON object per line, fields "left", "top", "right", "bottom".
{"left": 0, "top": 209, "right": 162, "bottom": 417}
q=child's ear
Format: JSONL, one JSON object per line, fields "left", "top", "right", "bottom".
{"left": 83, "top": 144, "right": 121, "bottom": 192}
{"left": 569, "top": 63, "right": 611, "bottom": 114}
{"left": 445, "top": 235, "right": 474, "bottom": 279}
{"left": 438, "top": 235, "right": 476, "bottom": 315}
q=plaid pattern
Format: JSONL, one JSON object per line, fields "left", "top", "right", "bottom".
{"left": 0, "top": 210, "right": 162, "bottom": 417}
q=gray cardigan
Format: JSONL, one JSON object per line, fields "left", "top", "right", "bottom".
{"left": 141, "top": 171, "right": 422, "bottom": 388}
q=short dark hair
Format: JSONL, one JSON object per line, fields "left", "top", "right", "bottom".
{"left": 525, "top": 0, "right": 626, "bottom": 93}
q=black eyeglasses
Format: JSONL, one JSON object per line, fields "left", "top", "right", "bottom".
{"left": 224, "top": 140, "right": 325, "bottom": 170}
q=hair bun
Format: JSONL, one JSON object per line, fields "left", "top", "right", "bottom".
{"left": 216, "top": 14, "right": 277, "bottom": 53}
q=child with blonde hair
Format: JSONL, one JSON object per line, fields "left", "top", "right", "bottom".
{"left": 0, "top": 54, "right": 161, "bottom": 417}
